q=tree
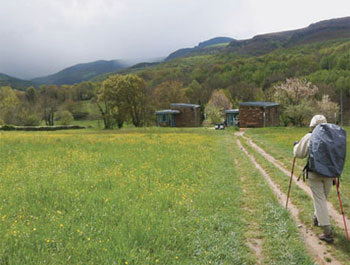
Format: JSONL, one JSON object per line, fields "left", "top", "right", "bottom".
{"left": 96, "top": 74, "right": 147, "bottom": 128}
{"left": 118, "top": 74, "right": 147, "bottom": 127}
{"left": 316, "top": 95, "right": 339, "bottom": 123}
{"left": 96, "top": 77, "right": 119, "bottom": 129}
{"left": 274, "top": 78, "right": 318, "bottom": 126}
{"left": 0, "top": 86, "right": 20, "bottom": 124}
{"left": 205, "top": 89, "right": 232, "bottom": 124}
{"left": 37, "top": 85, "right": 61, "bottom": 126}
{"left": 153, "top": 81, "right": 188, "bottom": 109}
{"left": 25, "top": 86, "right": 37, "bottom": 104}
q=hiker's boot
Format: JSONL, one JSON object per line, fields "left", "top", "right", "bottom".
{"left": 319, "top": 225, "right": 334, "bottom": 243}
{"left": 313, "top": 215, "right": 319, "bottom": 226}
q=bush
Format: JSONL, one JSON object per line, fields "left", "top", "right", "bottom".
{"left": 23, "top": 114, "right": 40, "bottom": 126}
{"left": 56, "top": 111, "right": 74, "bottom": 125}
{"left": 1, "top": 124, "right": 15, "bottom": 131}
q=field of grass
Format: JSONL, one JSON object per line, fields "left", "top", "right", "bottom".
{"left": 0, "top": 128, "right": 313, "bottom": 264}
{"left": 245, "top": 126, "right": 350, "bottom": 217}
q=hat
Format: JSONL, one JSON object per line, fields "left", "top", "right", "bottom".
{"left": 309, "top": 115, "right": 327, "bottom": 128}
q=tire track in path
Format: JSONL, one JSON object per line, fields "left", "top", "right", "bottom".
{"left": 242, "top": 133, "right": 350, "bottom": 231}
{"left": 236, "top": 137, "right": 341, "bottom": 265}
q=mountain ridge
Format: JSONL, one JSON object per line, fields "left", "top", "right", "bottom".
{"left": 0, "top": 73, "right": 35, "bottom": 90}
{"left": 31, "top": 59, "right": 129, "bottom": 85}
{"left": 226, "top": 16, "right": 350, "bottom": 56}
{"left": 165, "top": 37, "right": 234, "bottom": 61}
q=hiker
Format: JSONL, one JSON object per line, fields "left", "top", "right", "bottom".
{"left": 293, "top": 114, "right": 334, "bottom": 243}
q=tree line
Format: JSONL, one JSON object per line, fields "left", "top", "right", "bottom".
{"left": 0, "top": 39, "right": 349, "bottom": 128}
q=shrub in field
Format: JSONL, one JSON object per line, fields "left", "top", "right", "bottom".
{"left": 24, "top": 115, "right": 40, "bottom": 126}
{"left": 56, "top": 110, "right": 74, "bottom": 125}
{"left": 1, "top": 124, "right": 15, "bottom": 130}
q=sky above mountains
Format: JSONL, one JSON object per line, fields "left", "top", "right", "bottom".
{"left": 0, "top": 0, "right": 349, "bottom": 79}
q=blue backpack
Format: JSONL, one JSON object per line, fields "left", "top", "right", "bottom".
{"left": 308, "top": 123, "right": 347, "bottom": 178}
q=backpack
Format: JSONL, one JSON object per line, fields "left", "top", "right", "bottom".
{"left": 308, "top": 123, "right": 347, "bottom": 178}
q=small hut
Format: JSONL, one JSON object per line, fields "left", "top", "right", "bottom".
{"left": 155, "top": 103, "right": 201, "bottom": 127}
{"left": 155, "top": 110, "right": 180, "bottom": 127}
{"left": 224, "top": 109, "right": 239, "bottom": 127}
{"left": 239, "top": 101, "right": 280, "bottom": 128}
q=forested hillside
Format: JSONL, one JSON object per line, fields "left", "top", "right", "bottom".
{"left": 1, "top": 17, "right": 349, "bottom": 127}
{"left": 0, "top": 73, "right": 35, "bottom": 90}
{"left": 130, "top": 39, "right": 350, "bottom": 112}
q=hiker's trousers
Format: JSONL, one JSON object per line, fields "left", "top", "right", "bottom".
{"left": 308, "top": 173, "right": 333, "bottom": 226}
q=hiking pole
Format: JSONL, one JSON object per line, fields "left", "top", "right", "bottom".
{"left": 335, "top": 177, "right": 350, "bottom": 241}
{"left": 286, "top": 157, "right": 296, "bottom": 209}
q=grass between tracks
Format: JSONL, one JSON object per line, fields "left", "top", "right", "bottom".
{"left": 239, "top": 135, "right": 350, "bottom": 264}
{"left": 228, "top": 136, "right": 314, "bottom": 264}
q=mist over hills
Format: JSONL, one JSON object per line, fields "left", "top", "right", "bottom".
{"left": 1, "top": 16, "right": 349, "bottom": 90}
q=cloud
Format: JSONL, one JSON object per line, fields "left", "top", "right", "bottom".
{"left": 0, "top": 0, "right": 349, "bottom": 79}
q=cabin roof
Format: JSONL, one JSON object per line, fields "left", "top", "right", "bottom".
{"left": 155, "top": 109, "right": 181, "bottom": 115}
{"left": 170, "top": 103, "right": 200, "bottom": 108}
{"left": 239, "top": 101, "right": 280, "bottom": 108}
{"left": 224, "top": 109, "right": 239, "bottom": 114}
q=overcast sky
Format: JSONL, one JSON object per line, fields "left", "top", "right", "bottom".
{"left": 0, "top": 0, "right": 349, "bottom": 79}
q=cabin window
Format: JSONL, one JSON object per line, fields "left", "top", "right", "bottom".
{"left": 161, "top": 114, "right": 168, "bottom": 122}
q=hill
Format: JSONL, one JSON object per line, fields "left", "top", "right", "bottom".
{"left": 165, "top": 37, "right": 234, "bottom": 61}
{"left": 227, "top": 16, "right": 350, "bottom": 55}
{"left": 31, "top": 60, "right": 128, "bottom": 85}
{"left": 0, "top": 73, "right": 35, "bottom": 90}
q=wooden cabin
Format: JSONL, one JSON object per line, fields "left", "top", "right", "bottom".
{"left": 239, "top": 101, "right": 280, "bottom": 128}
{"left": 155, "top": 103, "right": 201, "bottom": 127}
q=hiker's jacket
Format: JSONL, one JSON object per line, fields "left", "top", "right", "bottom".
{"left": 293, "top": 133, "right": 311, "bottom": 159}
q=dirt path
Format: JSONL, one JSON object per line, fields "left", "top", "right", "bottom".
{"left": 242, "top": 134, "right": 350, "bottom": 231}
{"left": 236, "top": 137, "right": 342, "bottom": 265}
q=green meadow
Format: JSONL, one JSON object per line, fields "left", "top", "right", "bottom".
{"left": 0, "top": 128, "right": 314, "bottom": 264}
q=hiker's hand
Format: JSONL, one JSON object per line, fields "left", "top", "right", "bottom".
{"left": 293, "top": 141, "right": 299, "bottom": 146}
